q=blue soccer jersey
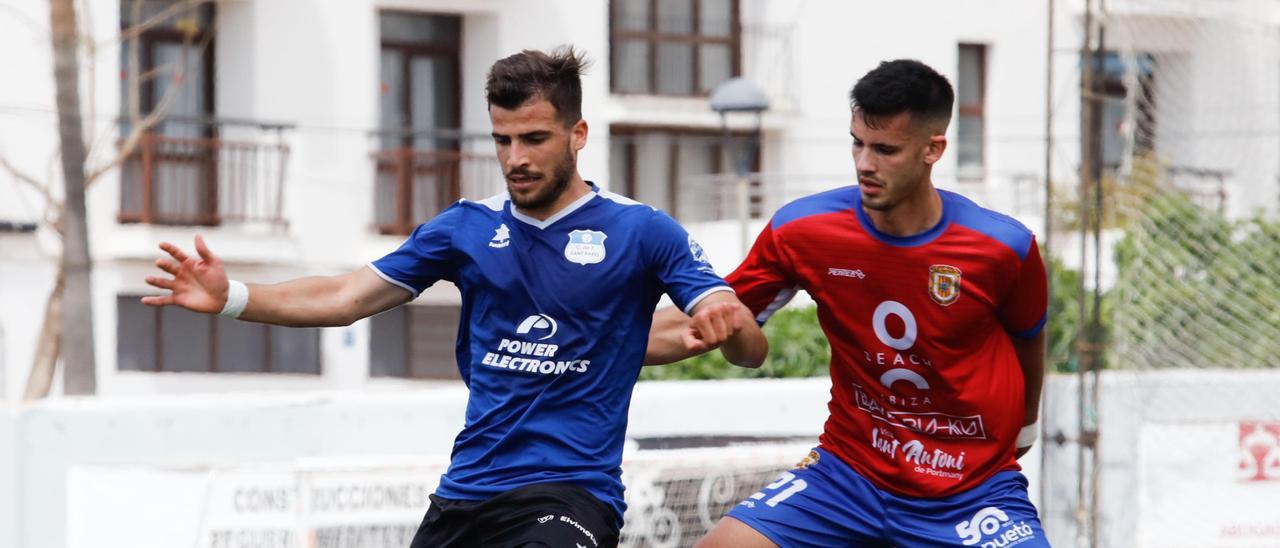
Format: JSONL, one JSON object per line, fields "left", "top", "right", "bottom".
{"left": 369, "top": 184, "right": 731, "bottom": 524}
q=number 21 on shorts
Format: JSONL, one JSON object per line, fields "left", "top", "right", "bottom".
{"left": 748, "top": 471, "right": 808, "bottom": 508}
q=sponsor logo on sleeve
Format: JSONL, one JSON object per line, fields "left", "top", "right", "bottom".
{"left": 689, "top": 235, "right": 716, "bottom": 273}
{"left": 689, "top": 235, "right": 710, "bottom": 263}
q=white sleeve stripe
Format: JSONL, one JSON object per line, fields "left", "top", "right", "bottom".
{"left": 682, "top": 286, "right": 736, "bottom": 315}
{"left": 755, "top": 286, "right": 799, "bottom": 324}
{"left": 366, "top": 263, "right": 419, "bottom": 298}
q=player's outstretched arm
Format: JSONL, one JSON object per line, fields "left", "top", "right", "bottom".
{"left": 142, "top": 235, "right": 411, "bottom": 327}
{"left": 644, "top": 292, "right": 767, "bottom": 368}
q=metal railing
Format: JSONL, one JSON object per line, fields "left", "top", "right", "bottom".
{"left": 741, "top": 22, "right": 797, "bottom": 109}
{"left": 118, "top": 119, "right": 291, "bottom": 226}
{"left": 371, "top": 146, "right": 504, "bottom": 235}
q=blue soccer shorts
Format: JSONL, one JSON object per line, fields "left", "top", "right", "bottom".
{"left": 725, "top": 447, "right": 1050, "bottom": 547}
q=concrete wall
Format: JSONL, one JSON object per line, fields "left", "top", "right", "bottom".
{"left": 2, "top": 378, "right": 826, "bottom": 548}
{"left": 1038, "top": 369, "right": 1280, "bottom": 547}
{"left": 4, "top": 370, "right": 1279, "bottom": 547}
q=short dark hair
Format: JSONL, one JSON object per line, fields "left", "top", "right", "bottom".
{"left": 485, "top": 46, "right": 589, "bottom": 126}
{"left": 850, "top": 59, "right": 954, "bottom": 130}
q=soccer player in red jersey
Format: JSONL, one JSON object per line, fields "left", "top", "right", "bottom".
{"left": 648, "top": 59, "right": 1051, "bottom": 547}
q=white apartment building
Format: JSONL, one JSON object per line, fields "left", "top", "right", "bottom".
{"left": 2, "top": 0, "right": 1276, "bottom": 399}
{"left": 5, "top": 2, "right": 1280, "bottom": 547}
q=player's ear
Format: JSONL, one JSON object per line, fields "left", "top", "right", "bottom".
{"left": 570, "top": 119, "right": 588, "bottom": 152}
{"left": 924, "top": 134, "right": 947, "bottom": 165}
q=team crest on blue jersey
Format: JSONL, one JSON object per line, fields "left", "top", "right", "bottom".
{"left": 565, "top": 229, "right": 607, "bottom": 265}
{"left": 928, "top": 264, "right": 962, "bottom": 306}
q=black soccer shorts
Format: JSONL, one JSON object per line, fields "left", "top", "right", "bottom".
{"left": 409, "top": 483, "right": 620, "bottom": 548}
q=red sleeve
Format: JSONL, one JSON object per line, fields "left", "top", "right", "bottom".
{"left": 998, "top": 237, "right": 1048, "bottom": 339}
{"left": 725, "top": 223, "right": 798, "bottom": 324}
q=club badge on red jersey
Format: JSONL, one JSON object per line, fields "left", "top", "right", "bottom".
{"left": 928, "top": 264, "right": 962, "bottom": 306}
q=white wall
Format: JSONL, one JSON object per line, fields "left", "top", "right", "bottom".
{"left": 5, "top": 370, "right": 1279, "bottom": 547}
{"left": 2, "top": 378, "right": 826, "bottom": 548}
{"left": 0, "top": 234, "right": 57, "bottom": 401}
{"left": 1039, "top": 369, "right": 1280, "bottom": 547}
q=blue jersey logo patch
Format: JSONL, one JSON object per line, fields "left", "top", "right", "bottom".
{"left": 516, "top": 314, "right": 559, "bottom": 340}
{"left": 565, "top": 230, "right": 607, "bottom": 265}
{"left": 490, "top": 224, "right": 511, "bottom": 248}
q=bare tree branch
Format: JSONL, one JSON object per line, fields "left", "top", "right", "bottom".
{"left": 0, "top": 154, "right": 57, "bottom": 205}
{"left": 111, "top": 0, "right": 213, "bottom": 46}
{"left": 0, "top": 4, "right": 49, "bottom": 39}
{"left": 0, "top": 151, "right": 60, "bottom": 235}
{"left": 23, "top": 266, "right": 64, "bottom": 401}
{"left": 87, "top": 0, "right": 218, "bottom": 185}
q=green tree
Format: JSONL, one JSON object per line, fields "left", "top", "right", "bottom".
{"left": 1045, "top": 257, "right": 1084, "bottom": 373}
{"left": 1110, "top": 190, "right": 1280, "bottom": 369}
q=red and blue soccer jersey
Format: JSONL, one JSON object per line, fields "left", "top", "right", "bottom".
{"left": 728, "top": 186, "right": 1048, "bottom": 498}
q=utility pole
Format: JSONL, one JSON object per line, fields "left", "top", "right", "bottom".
{"left": 1076, "top": 0, "right": 1105, "bottom": 545}
{"left": 1039, "top": 0, "right": 1055, "bottom": 521}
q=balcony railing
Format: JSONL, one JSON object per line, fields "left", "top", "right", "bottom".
{"left": 372, "top": 147, "right": 504, "bottom": 235}
{"left": 741, "top": 22, "right": 797, "bottom": 109}
{"left": 119, "top": 120, "right": 291, "bottom": 226}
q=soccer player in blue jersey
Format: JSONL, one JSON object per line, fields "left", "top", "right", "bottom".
{"left": 143, "top": 47, "right": 767, "bottom": 548}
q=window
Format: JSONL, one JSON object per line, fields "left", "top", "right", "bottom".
{"left": 610, "top": 0, "right": 740, "bottom": 95}
{"left": 956, "top": 44, "right": 987, "bottom": 173}
{"left": 119, "top": 1, "right": 216, "bottom": 137}
{"left": 609, "top": 126, "right": 761, "bottom": 221}
{"left": 117, "top": 295, "right": 321, "bottom": 374}
{"left": 118, "top": 0, "right": 219, "bottom": 224}
{"left": 375, "top": 12, "right": 464, "bottom": 234}
{"left": 1095, "top": 52, "right": 1155, "bottom": 169}
{"left": 378, "top": 12, "right": 461, "bottom": 150}
{"left": 369, "top": 305, "right": 461, "bottom": 380}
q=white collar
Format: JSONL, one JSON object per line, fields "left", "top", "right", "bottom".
{"left": 509, "top": 188, "right": 598, "bottom": 229}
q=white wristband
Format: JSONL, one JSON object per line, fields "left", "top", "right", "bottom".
{"left": 1016, "top": 421, "right": 1039, "bottom": 449}
{"left": 219, "top": 279, "right": 249, "bottom": 319}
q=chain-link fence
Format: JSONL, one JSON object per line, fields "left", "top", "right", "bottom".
{"left": 1041, "top": 0, "right": 1280, "bottom": 545}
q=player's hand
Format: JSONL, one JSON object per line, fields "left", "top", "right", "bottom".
{"left": 681, "top": 301, "right": 747, "bottom": 353}
{"left": 141, "top": 235, "right": 228, "bottom": 313}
